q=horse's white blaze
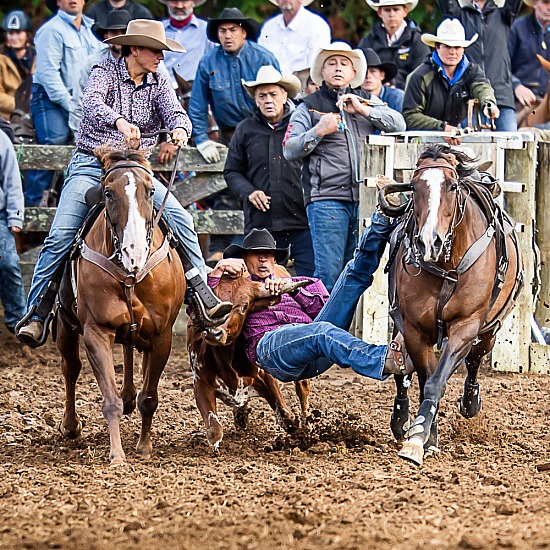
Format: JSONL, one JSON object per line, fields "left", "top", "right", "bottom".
{"left": 419, "top": 168, "right": 444, "bottom": 261}
{"left": 121, "top": 171, "right": 149, "bottom": 272}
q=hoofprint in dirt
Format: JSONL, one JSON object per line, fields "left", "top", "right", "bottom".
{"left": 0, "top": 323, "right": 549, "bottom": 549}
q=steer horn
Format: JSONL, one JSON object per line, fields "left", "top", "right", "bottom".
{"left": 378, "top": 182, "right": 413, "bottom": 218}
{"left": 256, "top": 278, "right": 310, "bottom": 300}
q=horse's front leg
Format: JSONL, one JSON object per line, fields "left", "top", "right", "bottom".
{"left": 399, "top": 319, "right": 481, "bottom": 466}
{"left": 391, "top": 374, "right": 411, "bottom": 446}
{"left": 121, "top": 345, "right": 137, "bottom": 415}
{"left": 83, "top": 326, "right": 125, "bottom": 465}
{"left": 136, "top": 329, "right": 172, "bottom": 459}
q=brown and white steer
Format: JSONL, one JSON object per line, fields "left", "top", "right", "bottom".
{"left": 519, "top": 55, "right": 550, "bottom": 128}
{"left": 187, "top": 266, "right": 311, "bottom": 449}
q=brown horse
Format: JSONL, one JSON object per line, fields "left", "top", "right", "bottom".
{"left": 55, "top": 149, "right": 185, "bottom": 465}
{"left": 380, "top": 145, "right": 523, "bottom": 466}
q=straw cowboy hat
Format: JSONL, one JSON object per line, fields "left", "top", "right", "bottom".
{"left": 361, "top": 48, "right": 398, "bottom": 83}
{"left": 92, "top": 9, "right": 132, "bottom": 42}
{"left": 158, "top": 0, "right": 206, "bottom": 6}
{"left": 421, "top": 18, "right": 478, "bottom": 48}
{"left": 224, "top": 228, "right": 291, "bottom": 263}
{"left": 104, "top": 19, "right": 186, "bottom": 52}
{"left": 206, "top": 8, "right": 260, "bottom": 44}
{"left": 310, "top": 42, "right": 367, "bottom": 88}
{"left": 366, "top": 0, "right": 419, "bottom": 11}
{"left": 242, "top": 66, "right": 302, "bottom": 98}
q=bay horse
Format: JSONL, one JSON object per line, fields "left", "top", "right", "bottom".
{"left": 55, "top": 149, "right": 185, "bottom": 465}
{"left": 379, "top": 145, "right": 523, "bottom": 466}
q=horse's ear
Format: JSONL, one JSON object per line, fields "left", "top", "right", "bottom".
{"left": 173, "top": 70, "right": 192, "bottom": 94}
{"left": 93, "top": 146, "right": 115, "bottom": 169}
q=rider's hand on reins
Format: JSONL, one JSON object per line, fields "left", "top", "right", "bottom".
{"left": 171, "top": 127, "right": 188, "bottom": 148}
{"left": 116, "top": 118, "right": 141, "bottom": 149}
{"left": 336, "top": 93, "right": 371, "bottom": 117}
{"left": 158, "top": 142, "right": 177, "bottom": 164}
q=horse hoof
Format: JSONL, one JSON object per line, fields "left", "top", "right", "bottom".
{"left": 458, "top": 396, "right": 482, "bottom": 419}
{"left": 58, "top": 419, "right": 83, "bottom": 440}
{"left": 398, "top": 437, "right": 425, "bottom": 466}
{"left": 123, "top": 400, "right": 136, "bottom": 416}
{"left": 136, "top": 443, "right": 152, "bottom": 459}
{"left": 110, "top": 456, "right": 126, "bottom": 467}
{"left": 206, "top": 415, "right": 223, "bottom": 449}
{"left": 424, "top": 445, "right": 441, "bottom": 460}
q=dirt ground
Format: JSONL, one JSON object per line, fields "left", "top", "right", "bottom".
{"left": 0, "top": 321, "right": 549, "bottom": 550}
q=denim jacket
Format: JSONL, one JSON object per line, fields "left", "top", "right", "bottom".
{"left": 33, "top": 10, "right": 100, "bottom": 112}
{"left": 188, "top": 41, "right": 280, "bottom": 145}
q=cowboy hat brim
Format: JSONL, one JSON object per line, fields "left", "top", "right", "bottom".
{"left": 206, "top": 17, "right": 260, "bottom": 43}
{"left": 104, "top": 34, "right": 186, "bottom": 52}
{"left": 369, "top": 60, "right": 398, "bottom": 83}
{"left": 223, "top": 243, "right": 291, "bottom": 263}
{"left": 243, "top": 74, "right": 302, "bottom": 98}
{"left": 310, "top": 46, "right": 367, "bottom": 88}
{"left": 366, "top": 0, "right": 419, "bottom": 11}
{"left": 421, "top": 32, "right": 478, "bottom": 48}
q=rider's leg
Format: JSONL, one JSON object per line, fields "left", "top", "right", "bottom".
{"left": 17, "top": 152, "right": 99, "bottom": 346}
{"left": 152, "top": 178, "right": 232, "bottom": 322}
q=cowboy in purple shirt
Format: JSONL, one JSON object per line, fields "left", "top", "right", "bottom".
{"left": 208, "top": 228, "right": 412, "bottom": 382}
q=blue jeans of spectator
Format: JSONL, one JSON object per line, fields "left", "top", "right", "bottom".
{"left": 485, "top": 107, "right": 517, "bottom": 132}
{"left": 256, "top": 321, "right": 387, "bottom": 382}
{"left": 0, "top": 211, "right": 26, "bottom": 329}
{"left": 25, "top": 84, "right": 71, "bottom": 206}
{"left": 272, "top": 229, "right": 315, "bottom": 277}
{"left": 306, "top": 200, "right": 358, "bottom": 292}
{"left": 26, "top": 152, "right": 206, "bottom": 313}
{"left": 316, "top": 212, "right": 397, "bottom": 330}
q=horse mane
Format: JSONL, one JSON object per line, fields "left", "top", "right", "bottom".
{"left": 94, "top": 147, "right": 151, "bottom": 172}
{"left": 418, "top": 144, "right": 478, "bottom": 179}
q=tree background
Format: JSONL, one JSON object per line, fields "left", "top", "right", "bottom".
{"left": 0, "top": 0, "right": 529, "bottom": 46}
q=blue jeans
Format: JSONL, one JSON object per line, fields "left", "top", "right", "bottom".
{"left": 272, "top": 229, "right": 315, "bottom": 277}
{"left": 26, "top": 152, "right": 206, "bottom": 312}
{"left": 306, "top": 200, "right": 358, "bottom": 292}
{"left": 316, "top": 211, "right": 397, "bottom": 330}
{"left": 485, "top": 107, "right": 517, "bottom": 132}
{"left": 0, "top": 212, "right": 26, "bottom": 328}
{"left": 25, "top": 84, "right": 71, "bottom": 206}
{"left": 256, "top": 321, "right": 387, "bottom": 382}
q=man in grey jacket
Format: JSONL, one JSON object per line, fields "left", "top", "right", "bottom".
{"left": 283, "top": 42, "right": 405, "bottom": 292}
{"left": 0, "top": 128, "right": 26, "bottom": 332}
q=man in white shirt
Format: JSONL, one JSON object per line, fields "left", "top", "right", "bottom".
{"left": 258, "top": 0, "right": 331, "bottom": 75}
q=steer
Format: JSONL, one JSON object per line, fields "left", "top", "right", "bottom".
{"left": 520, "top": 55, "right": 550, "bottom": 128}
{"left": 187, "top": 266, "right": 310, "bottom": 449}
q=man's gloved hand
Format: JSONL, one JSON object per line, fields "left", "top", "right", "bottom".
{"left": 196, "top": 140, "right": 227, "bottom": 163}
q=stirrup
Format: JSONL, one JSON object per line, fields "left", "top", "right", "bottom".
{"left": 190, "top": 292, "right": 229, "bottom": 328}
{"left": 15, "top": 307, "right": 53, "bottom": 348}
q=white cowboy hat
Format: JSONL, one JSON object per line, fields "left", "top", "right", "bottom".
{"left": 457, "top": 0, "right": 505, "bottom": 7}
{"left": 522, "top": 0, "right": 535, "bottom": 6}
{"left": 242, "top": 66, "right": 302, "bottom": 98}
{"left": 310, "top": 41, "right": 367, "bottom": 88}
{"left": 268, "top": 0, "right": 315, "bottom": 5}
{"left": 421, "top": 18, "right": 478, "bottom": 48}
{"left": 104, "top": 19, "right": 186, "bottom": 52}
{"left": 366, "top": 0, "right": 419, "bottom": 11}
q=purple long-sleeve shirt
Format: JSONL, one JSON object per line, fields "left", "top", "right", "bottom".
{"left": 77, "top": 55, "right": 192, "bottom": 154}
{"left": 208, "top": 274, "right": 329, "bottom": 364}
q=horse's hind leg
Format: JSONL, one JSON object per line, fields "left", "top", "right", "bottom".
{"left": 459, "top": 335, "right": 494, "bottom": 419}
{"left": 57, "top": 318, "right": 83, "bottom": 439}
{"left": 136, "top": 330, "right": 172, "bottom": 459}
{"left": 295, "top": 379, "right": 310, "bottom": 426}
{"left": 391, "top": 374, "right": 411, "bottom": 446}
{"left": 121, "top": 345, "right": 137, "bottom": 415}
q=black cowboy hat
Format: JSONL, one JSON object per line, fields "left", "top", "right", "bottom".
{"left": 360, "top": 48, "right": 398, "bottom": 84}
{"left": 206, "top": 7, "right": 260, "bottom": 44}
{"left": 92, "top": 9, "right": 132, "bottom": 42}
{"left": 46, "top": 0, "right": 89, "bottom": 13}
{"left": 224, "top": 228, "right": 290, "bottom": 263}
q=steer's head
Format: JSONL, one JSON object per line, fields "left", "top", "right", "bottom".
{"left": 204, "top": 276, "right": 308, "bottom": 346}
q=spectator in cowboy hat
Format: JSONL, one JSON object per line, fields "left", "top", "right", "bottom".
{"left": 403, "top": 18, "right": 499, "bottom": 142}
{"left": 358, "top": 0, "right": 430, "bottom": 90}
{"left": 283, "top": 42, "right": 405, "bottom": 292}
{"left": 16, "top": 19, "right": 233, "bottom": 347}
{"left": 437, "top": 0, "right": 522, "bottom": 131}
{"left": 360, "top": 48, "right": 404, "bottom": 112}
{"left": 258, "top": 0, "right": 331, "bottom": 75}
{"left": 224, "top": 66, "right": 315, "bottom": 276}
{"left": 509, "top": 0, "right": 550, "bottom": 123}
{"left": 188, "top": 7, "right": 280, "bottom": 265}
{"left": 69, "top": 9, "right": 132, "bottom": 133}
{"left": 86, "top": 0, "right": 153, "bottom": 26}
{"left": 24, "top": 0, "right": 101, "bottom": 207}
{"left": 158, "top": 0, "right": 215, "bottom": 84}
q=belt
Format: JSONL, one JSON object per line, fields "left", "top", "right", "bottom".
{"left": 76, "top": 147, "right": 94, "bottom": 155}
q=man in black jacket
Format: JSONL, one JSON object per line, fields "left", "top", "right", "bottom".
{"left": 224, "top": 66, "right": 315, "bottom": 276}
{"left": 438, "top": 0, "right": 522, "bottom": 131}
{"left": 358, "top": 0, "right": 430, "bottom": 90}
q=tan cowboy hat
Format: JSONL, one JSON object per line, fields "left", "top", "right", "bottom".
{"left": 104, "top": 19, "right": 186, "bottom": 52}
{"left": 268, "top": 0, "right": 315, "bottom": 5}
{"left": 421, "top": 18, "right": 478, "bottom": 48}
{"left": 310, "top": 41, "right": 367, "bottom": 88}
{"left": 242, "top": 66, "right": 302, "bottom": 98}
{"left": 458, "top": 0, "right": 505, "bottom": 6}
{"left": 366, "top": 0, "right": 419, "bottom": 11}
